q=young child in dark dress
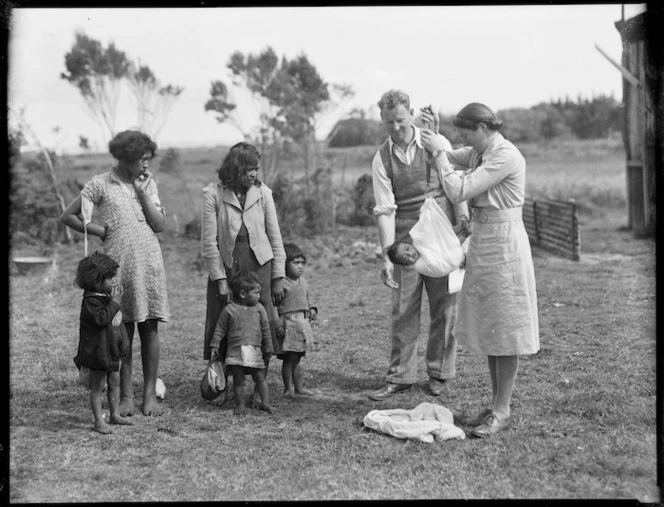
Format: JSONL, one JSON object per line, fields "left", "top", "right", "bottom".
{"left": 209, "top": 270, "right": 274, "bottom": 415}
{"left": 275, "top": 243, "right": 318, "bottom": 398}
{"left": 73, "top": 252, "right": 131, "bottom": 434}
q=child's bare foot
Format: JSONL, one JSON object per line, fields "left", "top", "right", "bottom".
{"left": 94, "top": 420, "right": 113, "bottom": 434}
{"left": 142, "top": 396, "right": 163, "bottom": 416}
{"left": 119, "top": 397, "right": 135, "bottom": 417}
{"left": 213, "top": 390, "right": 228, "bottom": 406}
{"left": 295, "top": 388, "right": 315, "bottom": 396}
{"left": 259, "top": 403, "right": 274, "bottom": 414}
{"left": 109, "top": 414, "right": 133, "bottom": 425}
{"left": 250, "top": 395, "right": 263, "bottom": 409}
{"left": 234, "top": 403, "right": 247, "bottom": 415}
{"left": 283, "top": 388, "right": 295, "bottom": 399}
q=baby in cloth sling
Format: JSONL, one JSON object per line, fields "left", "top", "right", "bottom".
{"left": 386, "top": 197, "right": 470, "bottom": 292}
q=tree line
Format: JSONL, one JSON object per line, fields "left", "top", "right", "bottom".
{"left": 9, "top": 33, "right": 626, "bottom": 247}
{"left": 327, "top": 94, "right": 623, "bottom": 147}
{"left": 59, "top": 36, "right": 353, "bottom": 187}
{"left": 61, "top": 32, "right": 185, "bottom": 145}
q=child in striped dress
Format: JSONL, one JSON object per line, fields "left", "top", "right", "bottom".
{"left": 275, "top": 243, "right": 318, "bottom": 398}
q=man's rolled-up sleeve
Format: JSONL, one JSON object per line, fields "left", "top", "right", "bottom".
{"left": 371, "top": 151, "right": 397, "bottom": 217}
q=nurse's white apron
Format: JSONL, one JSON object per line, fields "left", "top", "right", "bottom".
{"left": 455, "top": 207, "right": 539, "bottom": 356}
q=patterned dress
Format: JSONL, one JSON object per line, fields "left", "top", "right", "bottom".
{"left": 81, "top": 170, "right": 170, "bottom": 323}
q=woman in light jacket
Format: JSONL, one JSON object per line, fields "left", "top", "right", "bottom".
{"left": 201, "top": 142, "right": 286, "bottom": 402}
{"left": 421, "top": 103, "right": 539, "bottom": 438}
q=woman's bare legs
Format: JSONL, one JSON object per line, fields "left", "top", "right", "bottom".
{"left": 119, "top": 323, "right": 136, "bottom": 416}
{"left": 138, "top": 319, "right": 161, "bottom": 416}
{"left": 107, "top": 369, "right": 132, "bottom": 426}
{"left": 491, "top": 355, "right": 519, "bottom": 418}
{"left": 119, "top": 320, "right": 162, "bottom": 416}
{"left": 487, "top": 355, "right": 498, "bottom": 407}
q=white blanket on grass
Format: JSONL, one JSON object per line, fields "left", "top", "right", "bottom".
{"left": 363, "top": 402, "right": 466, "bottom": 443}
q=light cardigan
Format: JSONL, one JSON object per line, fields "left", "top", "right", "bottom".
{"left": 200, "top": 181, "right": 286, "bottom": 282}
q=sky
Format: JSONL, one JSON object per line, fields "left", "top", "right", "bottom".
{"left": 8, "top": 4, "right": 647, "bottom": 154}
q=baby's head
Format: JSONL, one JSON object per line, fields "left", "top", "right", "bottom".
{"left": 284, "top": 243, "right": 306, "bottom": 280}
{"left": 386, "top": 241, "right": 420, "bottom": 266}
{"left": 230, "top": 270, "right": 263, "bottom": 306}
{"left": 75, "top": 252, "right": 119, "bottom": 293}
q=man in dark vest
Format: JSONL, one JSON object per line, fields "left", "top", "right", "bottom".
{"left": 369, "top": 89, "right": 467, "bottom": 400}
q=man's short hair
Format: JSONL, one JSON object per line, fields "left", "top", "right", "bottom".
{"left": 377, "top": 89, "right": 410, "bottom": 112}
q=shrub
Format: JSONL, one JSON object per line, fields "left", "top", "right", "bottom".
{"left": 10, "top": 151, "right": 65, "bottom": 245}
{"left": 158, "top": 147, "right": 181, "bottom": 175}
{"left": 270, "top": 168, "right": 362, "bottom": 236}
{"left": 345, "top": 173, "right": 375, "bottom": 227}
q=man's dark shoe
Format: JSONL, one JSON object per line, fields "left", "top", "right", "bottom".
{"left": 368, "top": 383, "right": 411, "bottom": 401}
{"left": 428, "top": 377, "right": 447, "bottom": 396}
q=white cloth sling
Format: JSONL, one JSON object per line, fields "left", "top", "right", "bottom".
{"left": 410, "top": 197, "right": 466, "bottom": 278}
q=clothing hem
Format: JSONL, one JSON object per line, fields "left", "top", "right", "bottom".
{"left": 122, "top": 315, "right": 169, "bottom": 324}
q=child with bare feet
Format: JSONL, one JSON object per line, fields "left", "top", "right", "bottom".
{"left": 73, "top": 253, "right": 132, "bottom": 434}
{"left": 275, "top": 243, "right": 318, "bottom": 399}
{"left": 209, "top": 270, "right": 274, "bottom": 415}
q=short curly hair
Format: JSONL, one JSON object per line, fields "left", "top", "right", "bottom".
{"left": 229, "top": 269, "right": 263, "bottom": 300}
{"left": 75, "top": 252, "right": 119, "bottom": 292}
{"left": 377, "top": 89, "right": 411, "bottom": 112}
{"left": 108, "top": 130, "right": 157, "bottom": 163}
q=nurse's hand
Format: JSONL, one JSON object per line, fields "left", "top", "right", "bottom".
{"left": 421, "top": 129, "right": 446, "bottom": 153}
{"left": 419, "top": 106, "right": 439, "bottom": 133}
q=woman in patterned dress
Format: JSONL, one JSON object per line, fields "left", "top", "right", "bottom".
{"left": 421, "top": 103, "right": 539, "bottom": 438}
{"left": 61, "top": 130, "right": 170, "bottom": 417}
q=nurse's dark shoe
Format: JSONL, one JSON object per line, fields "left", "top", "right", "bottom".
{"left": 470, "top": 411, "right": 512, "bottom": 438}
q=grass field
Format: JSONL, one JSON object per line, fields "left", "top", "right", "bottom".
{"left": 8, "top": 137, "right": 658, "bottom": 501}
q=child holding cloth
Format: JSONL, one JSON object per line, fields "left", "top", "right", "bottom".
{"left": 209, "top": 270, "right": 274, "bottom": 415}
